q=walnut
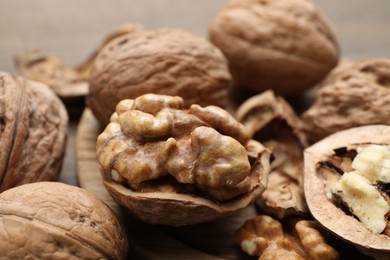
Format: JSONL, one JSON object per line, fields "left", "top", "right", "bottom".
{"left": 87, "top": 25, "right": 232, "bottom": 125}
{"left": 96, "top": 94, "right": 271, "bottom": 226}
{"left": 14, "top": 24, "right": 136, "bottom": 98}
{"left": 235, "top": 215, "right": 339, "bottom": 259}
{"left": 301, "top": 58, "right": 390, "bottom": 144}
{"left": 304, "top": 125, "right": 390, "bottom": 259}
{"left": 0, "top": 71, "right": 68, "bottom": 192}
{"left": 0, "top": 181, "right": 128, "bottom": 259}
{"left": 208, "top": 0, "right": 339, "bottom": 96}
{"left": 236, "top": 90, "right": 309, "bottom": 218}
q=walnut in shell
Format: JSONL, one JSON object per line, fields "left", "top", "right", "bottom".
{"left": 301, "top": 59, "right": 390, "bottom": 144}
{"left": 88, "top": 25, "right": 232, "bottom": 125}
{"left": 304, "top": 125, "right": 390, "bottom": 259}
{"left": 208, "top": 0, "right": 339, "bottom": 96}
{"left": 236, "top": 90, "right": 309, "bottom": 218}
{"left": 96, "top": 94, "right": 271, "bottom": 226}
{"left": 235, "top": 215, "right": 339, "bottom": 259}
{"left": 0, "top": 182, "right": 128, "bottom": 259}
{"left": 0, "top": 71, "right": 68, "bottom": 192}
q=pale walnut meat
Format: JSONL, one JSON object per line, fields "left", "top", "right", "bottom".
{"left": 0, "top": 182, "right": 128, "bottom": 259}
{"left": 14, "top": 24, "right": 138, "bottom": 98}
{"left": 301, "top": 59, "right": 390, "bottom": 144}
{"left": 208, "top": 0, "right": 339, "bottom": 96}
{"left": 96, "top": 94, "right": 271, "bottom": 226}
{"left": 88, "top": 25, "right": 232, "bottom": 125}
{"left": 304, "top": 125, "right": 390, "bottom": 259}
{"left": 0, "top": 71, "right": 68, "bottom": 192}
{"left": 235, "top": 215, "right": 339, "bottom": 259}
{"left": 236, "top": 90, "right": 309, "bottom": 219}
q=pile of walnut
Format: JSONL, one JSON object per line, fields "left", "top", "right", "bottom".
{"left": 84, "top": 0, "right": 390, "bottom": 258}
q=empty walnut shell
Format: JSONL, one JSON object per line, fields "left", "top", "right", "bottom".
{"left": 0, "top": 182, "right": 128, "bottom": 259}
{"left": 301, "top": 58, "right": 390, "bottom": 144}
{"left": 0, "top": 71, "right": 68, "bottom": 192}
{"left": 208, "top": 0, "right": 339, "bottom": 96}
{"left": 236, "top": 90, "right": 309, "bottom": 219}
{"left": 88, "top": 25, "right": 232, "bottom": 125}
{"left": 96, "top": 94, "right": 271, "bottom": 226}
{"left": 304, "top": 125, "right": 390, "bottom": 259}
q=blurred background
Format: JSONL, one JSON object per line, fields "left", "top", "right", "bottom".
{"left": 1, "top": 0, "right": 389, "bottom": 73}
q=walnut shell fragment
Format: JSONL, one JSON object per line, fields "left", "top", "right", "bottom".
{"left": 304, "top": 125, "right": 390, "bottom": 259}
{"left": 0, "top": 182, "right": 128, "bottom": 259}
{"left": 301, "top": 59, "right": 390, "bottom": 144}
{"left": 88, "top": 25, "right": 232, "bottom": 125}
{"left": 208, "top": 0, "right": 339, "bottom": 96}
{"left": 0, "top": 71, "right": 68, "bottom": 192}
{"left": 96, "top": 94, "right": 271, "bottom": 226}
{"left": 236, "top": 90, "right": 309, "bottom": 218}
{"left": 235, "top": 215, "right": 339, "bottom": 259}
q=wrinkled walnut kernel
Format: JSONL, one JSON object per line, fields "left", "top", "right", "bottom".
{"left": 235, "top": 215, "right": 339, "bottom": 259}
{"left": 96, "top": 94, "right": 271, "bottom": 225}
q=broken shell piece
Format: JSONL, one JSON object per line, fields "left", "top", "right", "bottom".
{"left": 236, "top": 90, "right": 309, "bottom": 218}
{"left": 304, "top": 125, "right": 390, "bottom": 259}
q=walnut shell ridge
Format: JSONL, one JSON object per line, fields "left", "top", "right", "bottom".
{"left": 0, "top": 182, "right": 128, "bottom": 259}
{"left": 88, "top": 25, "right": 232, "bottom": 125}
{"left": 209, "top": 0, "right": 339, "bottom": 96}
{"left": 0, "top": 71, "right": 68, "bottom": 192}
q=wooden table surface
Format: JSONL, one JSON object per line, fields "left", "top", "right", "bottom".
{"left": 0, "top": 0, "right": 389, "bottom": 259}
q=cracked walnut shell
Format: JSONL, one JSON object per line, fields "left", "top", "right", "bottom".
{"left": 0, "top": 71, "right": 68, "bottom": 192}
{"left": 96, "top": 94, "right": 271, "bottom": 226}
{"left": 236, "top": 90, "right": 309, "bottom": 219}
{"left": 304, "top": 125, "right": 390, "bottom": 259}
{"left": 88, "top": 25, "right": 232, "bottom": 125}
{"left": 0, "top": 182, "right": 128, "bottom": 259}
{"left": 208, "top": 0, "right": 339, "bottom": 96}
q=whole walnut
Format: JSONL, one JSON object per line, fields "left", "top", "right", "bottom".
{"left": 96, "top": 94, "right": 271, "bottom": 226}
{"left": 0, "top": 71, "right": 68, "bottom": 192}
{"left": 88, "top": 24, "right": 232, "bottom": 125}
{"left": 209, "top": 0, "right": 339, "bottom": 96}
{"left": 0, "top": 182, "right": 128, "bottom": 259}
{"left": 301, "top": 59, "right": 390, "bottom": 144}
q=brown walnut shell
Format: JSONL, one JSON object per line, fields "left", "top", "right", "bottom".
{"left": 0, "top": 182, "right": 128, "bottom": 259}
{"left": 208, "top": 0, "right": 339, "bottom": 96}
{"left": 301, "top": 58, "right": 390, "bottom": 144}
{"left": 96, "top": 94, "right": 271, "bottom": 226}
{"left": 88, "top": 25, "right": 232, "bottom": 125}
{"left": 0, "top": 71, "right": 68, "bottom": 192}
{"left": 304, "top": 125, "right": 390, "bottom": 259}
{"left": 236, "top": 90, "right": 309, "bottom": 218}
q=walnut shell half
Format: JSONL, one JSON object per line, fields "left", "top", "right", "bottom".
{"left": 304, "top": 125, "right": 390, "bottom": 259}
{"left": 96, "top": 94, "right": 271, "bottom": 226}
{"left": 0, "top": 71, "right": 68, "bottom": 192}
{"left": 209, "top": 0, "right": 339, "bottom": 96}
{"left": 88, "top": 25, "right": 232, "bottom": 125}
{"left": 0, "top": 182, "right": 128, "bottom": 259}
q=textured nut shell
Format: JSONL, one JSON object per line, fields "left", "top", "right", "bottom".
{"left": 236, "top": 91, "right": 309, "bottom": 218}
{"left": 304, "top": 125, "right": 390, "bottom": 259}
{"left": 209, "top": 0, "right": 339, "bottom": 96}
{"left": 301, "top": 59, "right": 390, "bottom": 144}
{"left": 0, "top": 72, "right": 68, "bottom": 192}
{"left": 102, "top": 140, "right": 270, "bottom": 226}
{"left": 0, "top": 182, "right": 128, "bottom": 259}
{"left": 88, "top": 26, "right": 232, "bottom": 125}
